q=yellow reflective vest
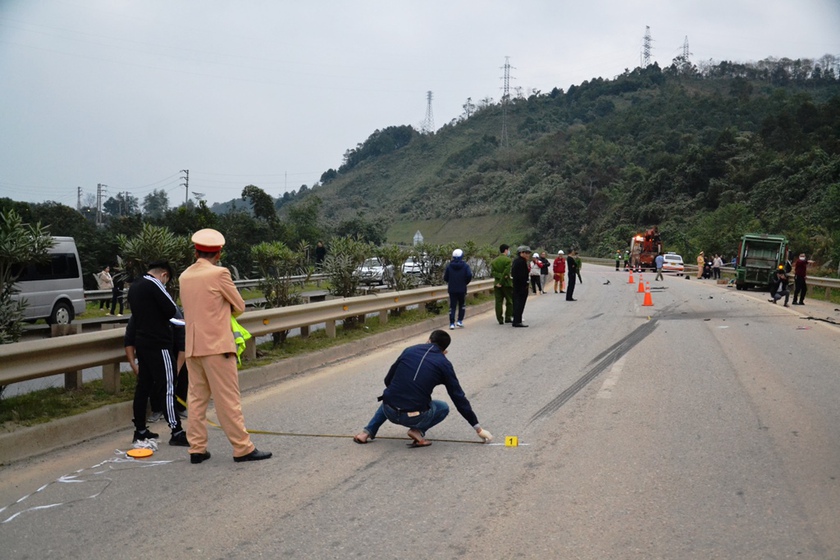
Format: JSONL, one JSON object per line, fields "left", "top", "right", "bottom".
{"left": 231, "top": 317, "right": 251, "bottom": 365}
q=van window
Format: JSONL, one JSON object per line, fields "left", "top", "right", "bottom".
{"left": 15, "top": 253, "right": 80, "bottom": 282}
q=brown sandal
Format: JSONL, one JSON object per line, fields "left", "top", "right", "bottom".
{"left": 406, "top": 428, "right": 431, "bottom": 448}
{"left": 353, "top": 432, "right": 371, "bottom": 444}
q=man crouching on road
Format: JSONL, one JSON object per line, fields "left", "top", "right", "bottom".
{"left": 353, "top": 330, "right": 493, "bottom": 447}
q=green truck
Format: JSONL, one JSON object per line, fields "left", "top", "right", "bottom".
{"left": 735, "top": 233, "right": 788, "bottom": 290}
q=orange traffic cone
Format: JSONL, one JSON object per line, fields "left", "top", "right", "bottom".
{"left": 628, "top": 270, "right": 634, "bottom": 284}
{"left": 637, "top": 275, "right": 645, "bottom": 293}
{"left": 642, "top": 282, "right": 654, "bottom": 306}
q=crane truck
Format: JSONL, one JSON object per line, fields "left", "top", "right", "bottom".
{"left": 630, "top": 227, "right": 662, "bottom": 272}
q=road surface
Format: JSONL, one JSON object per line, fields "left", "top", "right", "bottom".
{"left": 2, "top": 266, "right": 839, "bottom": 559}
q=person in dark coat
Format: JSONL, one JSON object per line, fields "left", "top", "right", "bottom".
{"left": 566, "top": 250, "right": 579, "bottom": 301}
{"left": 125, "top": 260, "right": 188, "bottom": 446}
{"left": 314, "top": 241, "right": 326, "bottom": 269}
{"left": 443, "top": 249, "right": 473, "bottom": 329}
{"left": 768, "top": 267, "right": 790, "bottom": 306}
{"left": 511, "top": 246, "right": 532, "bottom": 327}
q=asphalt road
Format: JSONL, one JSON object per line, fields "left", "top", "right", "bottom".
{"left": 2, "top": 266, "right": 839, "bottom": 559}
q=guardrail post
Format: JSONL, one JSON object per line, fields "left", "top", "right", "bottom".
{"left": 51, "top": 324, "right": 83, "bottom": 389}
{"left": 100, "top": 323, "right": 122, "bottom": 394}
{"left": 379, "top": 310, "right": 388, "bottom": 325}
{"left": 244, "top": 337, "right": 256, "bottom": 362}
{"left": 102, "top": 362, "right": 121, "bottom": 394}
{"left": 300, "top": 325, "right": 310, "bottom": 339}
{"left": 325, "top": 320, "right": 336, "bottom": 338}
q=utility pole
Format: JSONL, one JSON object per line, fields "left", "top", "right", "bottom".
{"left": 180, "top": 169, "right": 189, "bottom": 206}
{"left": 422, "top": 91, "right": 434, "bottom": 134}
{"left": 96, "top": 183, "right": 107, "bottom": 227}
{"left": 642, "top": 26, "right": 652, "bottom": 68}
{"left": 500, "top": 56, "right": 515, "bottom": 148}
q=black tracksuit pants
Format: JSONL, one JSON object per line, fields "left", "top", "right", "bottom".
{"left": 133, "top": 346, "right": 182, "bottom": 434}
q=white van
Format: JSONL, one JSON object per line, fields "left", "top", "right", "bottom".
{"left": 12, "top": 237, "right": 86, "bottom": 324}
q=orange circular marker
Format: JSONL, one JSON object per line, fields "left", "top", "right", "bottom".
{"left": 263, "top": 319, "right": 270, "bottom": 325}
{"left": 127, "top": 448, "right": 154, "bottom": 459}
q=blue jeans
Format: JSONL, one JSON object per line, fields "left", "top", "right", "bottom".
{"left": 363, "top": 400, "right": 450, "bottom": 438}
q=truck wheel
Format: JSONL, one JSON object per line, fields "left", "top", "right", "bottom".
{"left": 48, "top": 301, "right": 74, "bottom": 325}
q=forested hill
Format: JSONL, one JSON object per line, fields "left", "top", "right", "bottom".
{"left": 301, "top": 60, "right": 840, "bottom": 268}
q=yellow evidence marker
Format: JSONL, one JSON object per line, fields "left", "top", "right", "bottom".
{"left": 505, "top": 436, "right": 519, "bottom": 447}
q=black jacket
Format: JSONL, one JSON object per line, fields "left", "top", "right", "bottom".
{"left": 126, "top": 275, "right": 178, "bottom": 349}
{"left": 511, "top": 255, "right": 530, "bottom": 292}
{"left": 769, "top": 273, "right": 789, "bottom": 295}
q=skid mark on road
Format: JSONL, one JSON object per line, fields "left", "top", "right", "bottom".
{"left": 596, "top": 356, "right": 627, "bottom": 399}
{"left": 527, "top": 320, "right": 657, "bottom": 425}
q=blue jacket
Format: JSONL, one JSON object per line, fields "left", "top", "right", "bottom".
{"left": 381, "top": 343, "right": 479, "bottom": 427}
{"left": 655, "top": 254, "right": 664, "bottom": 269}
{"left": 443, "top": 259, "right": 473, "bottom": 294}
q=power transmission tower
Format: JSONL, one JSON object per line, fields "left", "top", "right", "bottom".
{"left": 77, "top": 186, "right": 82, "bottom": 212}
{"left": 642, "top": 26, "right": 652, "bottom": 67}
{"left": 500, "top": 56, "right": 515, "bottom": 148}
{"left": 422, "top": 91, "right": 434, "bottom": 134}
{"left": 682, "top": 36, "right": 690, "bottom": 62}
{"left": 180, "top": 169, "right": 189, "bottom": 206}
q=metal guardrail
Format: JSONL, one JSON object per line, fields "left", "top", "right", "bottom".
{"left": 0, "top": 279, "right": 494, "bottom": 390}
{"left": 83, "top": 274, "right": 328, "bottom": 302}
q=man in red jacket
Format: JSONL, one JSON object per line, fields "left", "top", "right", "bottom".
{"left": 792, "top": 253, "right": 810, "bottom": 305}
{"left": 552, "top": 250, "right": 566, "bottom": 293}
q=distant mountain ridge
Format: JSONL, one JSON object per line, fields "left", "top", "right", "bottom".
{"left": 227, "top": 59, "right": 840, "bottom": 262}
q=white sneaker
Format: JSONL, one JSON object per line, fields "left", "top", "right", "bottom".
{"left": 449, "top": 324, "right": 455, "bottom": 330}
{"left": 456, "top": 321, "right": 464, "bottom": 328}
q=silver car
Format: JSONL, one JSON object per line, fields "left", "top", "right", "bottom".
{"left": 358, "top": 258, "right": 386, "bottom": 285}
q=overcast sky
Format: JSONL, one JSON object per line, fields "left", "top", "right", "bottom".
{"left": 1, "top": 0, "right": 838, "bottom": 209}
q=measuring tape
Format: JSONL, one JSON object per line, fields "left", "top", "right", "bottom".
{"left": 177, "top": 397, "right": 525, "bottom": 446}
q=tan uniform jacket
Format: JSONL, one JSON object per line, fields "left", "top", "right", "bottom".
{"left": 179, "top": 259, "right": 245, "bottom": 358}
